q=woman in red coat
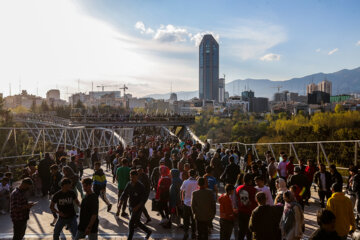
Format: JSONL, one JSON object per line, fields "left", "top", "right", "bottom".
{"left": 156, "top": 165, "right": 172, "bottom": 228}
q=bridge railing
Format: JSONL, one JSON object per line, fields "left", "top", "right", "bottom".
{"left": 69, "top": 115, "right": 195, "bottom": 124}
{"left": 0, "top": 127, "right": 132, "bottom": 163}
{"left": 213, "top": 140, "right": 360, "bottom": 167}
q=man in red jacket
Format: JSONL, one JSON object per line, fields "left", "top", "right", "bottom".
{"left": 219, "top": 184, "right": 236, "bottom": 240}
{"left": 236, "top": 173, "right": 257, "bottom": 240}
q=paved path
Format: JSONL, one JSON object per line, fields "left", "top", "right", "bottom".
{"left": 0, "top": 167, "right": 337, "bottom": 239}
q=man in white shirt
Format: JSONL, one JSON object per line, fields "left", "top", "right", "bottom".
{"left": 255, "top": 176, "right": 273, "bottom": 206}
{"left": 277, "top": 154, "right": 288, "bottom": 180}
{"left": 180, "top": 169, "right": 198, "bottom": 240}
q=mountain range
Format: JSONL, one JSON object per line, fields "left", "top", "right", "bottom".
{"left": 145, "top": 67, "right": 360, "bottom": 100}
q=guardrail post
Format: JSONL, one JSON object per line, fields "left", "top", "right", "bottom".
{"left": 355, "top": 141, "right": 358, "bottom": 166}
{"left": 319, "top": 142, "right": 330, "bottom": 167}
{"left": 289, "top": 143, "right": 292, "bottom": 156}
{"left": 268, "top": 144, "right": 275, "bottom": 159}
{"left": 1, "top": 129, "right": 13, "bottom": 156}
{"left": 252, "top": 144, "right": 259, "bottom": 160}
{"left": 64, "top": 129, "right": 67, "bottom": 151}
{"left": 317, "top": 142, "right": 320, "bottom": 165}
{"left": 290, "top": 143, "right": 300, "bottom": 163}
{"left": 43, "top": 129, "right": 46, "bottom": 154}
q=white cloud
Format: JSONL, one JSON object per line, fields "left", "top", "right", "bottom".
{"left": 135, "top": 21, "right": 220, "bottom": 46}
{"left": 356, "top": 41, "right": 360, "bottom": 46}
{"left": 328, "top": 48, "right": 338, "bottom": 55}
{"left": 135, "top": 21, "right": 146, "bottom": 32}
{"left": 153, "top": 24, "right": 189, "bottom": 43}
{"left": 135, "top": 21, "right": 154, "bottom": 35}
{"left": 260, "top": 53, "right": 281, "bottom": 62}
{"left": 315, "top": 48, "right": 321, "bottom": 52}
{"left": 0, "top": 0, "right": 198, "bottom": 99}
{"left": 190, "top": 32, "right": 220, "bottom": 46}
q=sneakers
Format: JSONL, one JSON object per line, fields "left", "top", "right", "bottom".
{"left": 107, "top": 204, "right": 112, "bottom": 212}
{"left": 121, "top": 212, "right": 129, "bottom": 217}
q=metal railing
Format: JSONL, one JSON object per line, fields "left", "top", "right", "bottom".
{"left": 214, "top": 140, "right": 360, "bottom": 167}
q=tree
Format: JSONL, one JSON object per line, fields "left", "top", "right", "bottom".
{"left": 40, "top": 100, "right": 49, "bottom": 112}
{"left": 0, "top": 96, "right": 11, "bottom": 125}
{"left": 30, "top": 99, "right": 37, "bottom": 113}
{"left": 335, "top": 104, "right": 344, "bottom": 113}
{"left": 75, "top": 99, "right": 85, "bottom": 109}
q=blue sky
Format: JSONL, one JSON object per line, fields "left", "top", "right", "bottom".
{"left": 0, "top": 0, "right": 359, "bottom": 98}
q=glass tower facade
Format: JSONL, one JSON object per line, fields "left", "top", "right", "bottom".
{"left": 199, "top": 34, "right": 219, "bottom": 102}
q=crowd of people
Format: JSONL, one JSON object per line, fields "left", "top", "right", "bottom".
{"left": 1, "top": 133, "right": 360, "bottom": 240}
{"left": 69, "top": 113, "right": 196, "bottom": 123}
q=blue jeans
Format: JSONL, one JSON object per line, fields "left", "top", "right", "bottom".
{"left": 75, "top": 230, "right": 98, "bottom": 240}
{"left": 53, "top": 216, "right": 78, "bottom": 240}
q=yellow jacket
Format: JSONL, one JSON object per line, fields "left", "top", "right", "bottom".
{"left": 326, "top": 192, "right": 355, "bottom": 237}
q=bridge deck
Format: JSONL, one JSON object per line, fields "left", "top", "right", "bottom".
{"left": 0, "top": 167, "right": 339, "bottom": 240}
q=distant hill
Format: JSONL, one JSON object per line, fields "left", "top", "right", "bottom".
{"left": 145, "top": 67, "right": 360, "bottom": 100}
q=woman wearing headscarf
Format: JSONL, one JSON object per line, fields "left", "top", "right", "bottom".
{"left": 62, "top": 166, "right": 84, "bottom": 199}
{"left": 155, "top": 165, "right": 172, "bottom": 228}
{"left": 280, "top": 191, "right": 304, "bottom": 240}
{"left": 275, "top": 178, "right": 288, "bottom": 205}
{"left": 169, "top": 169, "right": 183, "bottom": 227}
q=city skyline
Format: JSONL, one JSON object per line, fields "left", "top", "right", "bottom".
{"left": 0, "top": 0, "right": 360, "bottom": 99}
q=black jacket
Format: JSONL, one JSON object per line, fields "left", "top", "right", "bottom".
{"left": 331, "top": 170, "right": 343, "bottom": 186}
{"left": 220, "top": 163, "right": 240, "bottom": 185}
{"left": 288, "top": 173, "right": 310, "bottom": 190}
{"left": 309, "top": 228, "right": 341, "bottom": 240}
{"left": 314, "top": 171, "right": 332, "bottom": 191}
{"left": 38, "top": 157, "right": 55, "bottom": 179}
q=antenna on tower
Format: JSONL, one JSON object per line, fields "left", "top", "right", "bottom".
{"left": 9, "top": 83, "right": 11, "bottom": 96}
{"left": 78, "top": 79, "right": 80, "bottom": 93}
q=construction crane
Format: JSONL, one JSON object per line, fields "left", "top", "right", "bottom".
{"left": 271, "top": 85, "right": 283, "bottom": 92}
{"left": 120, "top": 84, "right": 128, "bottom": 97}
{"left": 96, "top": 84, "right": 120, "bottom": 91}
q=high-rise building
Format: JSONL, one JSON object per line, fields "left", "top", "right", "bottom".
{"left": 46, "top": 89, "right": 60, "bottom": 100}
{"left": 318, "top": 80, "right": 332, "bottom": 96}
{"left": 218, "top": 78, "right": 225, "bottom": 103}
{"left": 306, "top": 83, "right": 318, "bottom": 95}
{"left": 199, "top": 34, "right": 219, "bottom": 102}
{"left": 241, "top": 90, "right": 255, "bottom": 101}
{"left": 170, "top": 93, "right": 178, "bottom": 102}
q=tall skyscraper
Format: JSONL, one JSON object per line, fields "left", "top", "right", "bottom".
{"left": 306, "top": 83, "right": 318, "bottom": 95}
{"left": 199, "top": 34, "right": 219, "bottom": 102}
{"left": 318, "top": 80, "right": 332, "bottom": 96}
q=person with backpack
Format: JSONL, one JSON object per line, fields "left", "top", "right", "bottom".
{"left": 92, "top": 162, "right": 112, "bottom": 212}
{"left": 279, "top": 191, "right": 304, "bottom": 240}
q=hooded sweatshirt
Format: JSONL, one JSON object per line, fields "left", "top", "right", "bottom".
{"left": 156, "top": 166, "right": 171, "bottom": 202}
{"left": 169, "top": 169, "right": 183, "bottom": 209}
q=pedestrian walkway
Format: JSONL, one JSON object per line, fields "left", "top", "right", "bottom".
{"left": 0, "top": 166, "right": 331, "bottom": 239}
